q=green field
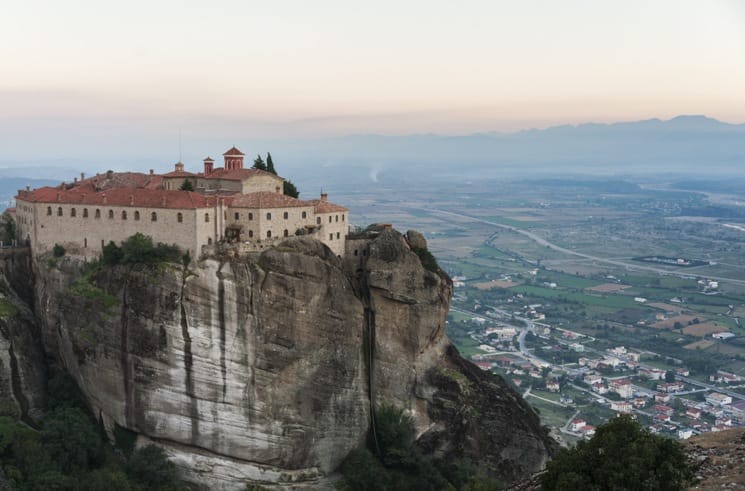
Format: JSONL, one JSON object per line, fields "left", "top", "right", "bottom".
{"left": 510, "top": 285, "right": 640, "bottom": 309}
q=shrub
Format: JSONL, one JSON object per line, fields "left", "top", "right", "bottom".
{"left": 126, "top": 445, "right": 177, "bottom": 490}
{"left": 412, "top": 246, "right": 439, "bottom": 272}
{"left": 53, "top": 244, "right": 66, "bottom": 258}
{"left": 541, "top": 414, "right": 695, "bottom": 490}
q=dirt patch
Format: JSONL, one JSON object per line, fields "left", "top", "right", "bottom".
{"left": 585, "top": 283, "right": 631, "bottom": 293}
{"left": 681, "top": 322, "right": 728, "bottom": 337}
{"left": 647, "top": 302, "right": 686, "bottom": 313}
{"left": 652, "top": 314, "right": 699, "bottom": 329}
{"left": 472, "top": 280, "right": 520, "bottom": 290}
{"left": 684, "top": 339, "right": 716, "bottom": 350}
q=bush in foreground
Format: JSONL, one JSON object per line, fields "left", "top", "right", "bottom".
{"left": 541, "top": 414, "right": 695, "bottom": 491}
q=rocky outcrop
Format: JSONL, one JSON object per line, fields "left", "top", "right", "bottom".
{"left": 3, "top": 229, "right": 553, "bottom": 489}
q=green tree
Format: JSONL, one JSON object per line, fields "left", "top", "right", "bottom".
{"left": 283, "top": 180, "right": 299, "bottom": 198}
{"left": 266, "top": 152, "right": 277, "bottom": 175}
{"left": 4, "top": 214, "right": 16, "bottom": 242}
{"left": 541, "top": 415, "right": 695, "bottom": 490}
{"left": 253, "top": 154, "right": 267, "bottom": 171}
{"left": 126, "top": 445, "right": 178, "bottom": 490}
{"left": 665, "top": 370, "right": 676, "bottom": 383}
{"left": 41, "top": 408, "right": 102, "bottom": 473}
{"left": 179, "top": 179, "right": 194, "bottom": 191}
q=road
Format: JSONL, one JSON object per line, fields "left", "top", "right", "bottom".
{"left": 422, "top": 207, "right": 745, "bottom": 287}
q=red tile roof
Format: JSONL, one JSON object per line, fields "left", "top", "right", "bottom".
{"left": 307, "top": 199, "right": 348, "bottom": 213}
{"left": 230, "top": 192, "right": 310, "bottom": 209}
{"left": 17, "top": 186, "right": 216, "bottom": 209}
{"left": 205, "top": 167, "right": 283, "bottom": 182}
{"left": 223, "top": 146, "right": 245, "bottom": 156}
{"left": 162, "top": 170, "right": 197, "bottom": 178}
{"left": 203, "top": 156, "right": 214, "bottom": 161}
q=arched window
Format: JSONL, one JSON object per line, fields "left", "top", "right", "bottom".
{"left": 108, "top": 210, "right": 114, "bottom": 219}
{"left": 316, "top": 217, "right": 321, "bottom": 225}
{"left": 266, "top": 230, "right": 272, "bottom": 238}
{"left": 208, "top": 237, "right": 212, "bottom": 245}
{"left": 83, "top": 208, "right": 88, "bottom": 218}
{"left": 302, "top": 211, "right": 307, "bottom": 219}
{"left": 151, "top": 212, "right": 157, "bottom": 222}
{"left": 329, "top": 233, "right": 333, "bottom": 240}
{"left": 57, "top": 207, "right": 63, "bottom": 216}
{"left": 47, "top": 206, "right": 52, "bottom": 216}
{"left": 204, "top": 213, "right": 210, "bottom": 223}
{"left": 177, "top": 212, "right": 183, "bottom": 223}
{"left": 283, "top": 211, "right": 288, "bottom": 219}
{"left": 134, "top": 211, "right": 140, "bottom": 221}
{"left": 248, "top": 230, "right": 254, "bottom": 238}
{"left": 122, "top": 211, "right": 127, "bottom": 220}
{"left": 95, "top": 209, "right": 101, "bottom": 219}
{"left": 70, "top": 208, "right": 76, "bottom": 217}
{"left": 335, "top": 215, "right": 338, "bottom": 222}
{"left": 328, "top": 216, "right": 332, "bottom": 223}
{"left": 337, "top": 232, "right": 340, "bottom": 239}
{"left": 248, "top": 212, "right": 253, "bottom": 220}
{"left": 342, "top": 214, "right": 345, "bottom": 222}
{"left": 283, "top": 229, "right": 288, "bottom": 237}
{"left": 266, "top": 212, "right": 271, "bottom": 220}
{"left": 234, "top": 212, "right": 239, "bottom": 220}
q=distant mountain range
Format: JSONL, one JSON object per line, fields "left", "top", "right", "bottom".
{"left": 0, "top": 115, "right": 743, "bottom": 191}
{"left": 293, "top": 115, "right": 745, "bottom": 181}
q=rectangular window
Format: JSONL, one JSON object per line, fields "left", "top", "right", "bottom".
{"left": 329, "top": 233, "right": 333, "bottom": 240}
{"left": 248, "top": 212, "right": 253, "bottom": 220}
{"left": 283, "top": 211, "right": 288, "bottom": 219}
{"left": 234, "top": 212, "right": 239, "bottom": 220}
{"left": 266, "top": 213, "right": 271, "bottom": 220}
{"left": 302, "top": 211, "right": 307, "bottom": 219}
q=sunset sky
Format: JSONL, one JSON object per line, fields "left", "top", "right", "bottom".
{"left": 1, "top": 0, "right": 744, "bottom": 161}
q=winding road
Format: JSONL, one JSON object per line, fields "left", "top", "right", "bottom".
{"left": 420, "top": 207, "right": 745, "bottom": 287}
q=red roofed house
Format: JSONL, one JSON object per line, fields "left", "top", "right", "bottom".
{"left": 570, "top": 419, "right": 586, "bottom": 432}
{"left": 14, "top": 147, "right": 350, "bottom": 257}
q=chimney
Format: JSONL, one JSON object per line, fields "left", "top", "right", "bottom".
{"left": 320, "top": 192, "right": 328, "bottom": 202}
{"left": 56, "top": 192, "right": 61, "bottom": 202}
{"left": 149, "top": 169, "right": 154, "bottom": 176}
{"left": 74, "top": 177, "right": 78, "bottom": 183}
{"left": 25, "top": 186, "right": 30, "bottom": 191}
{"left": 80, "top": 172, "right": 85, "bottom": 181}
{"left": 102, "top": 193, "right": 107, "bottom": 204}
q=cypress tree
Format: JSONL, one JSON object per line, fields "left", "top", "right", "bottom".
{"left": 266, "top": 153, "right": 277, "bottom": 175}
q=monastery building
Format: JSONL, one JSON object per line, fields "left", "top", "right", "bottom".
{"left": 14, "top": 147, "right": 349, "bottom": 258}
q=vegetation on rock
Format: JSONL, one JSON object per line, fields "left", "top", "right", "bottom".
{"left": 541, "top": 414, "right": 695, "bottom": 490}
{"left": 412, "top": 246, "right": 440, "bottom": 273}
{"left": 339, "top": 405, "right": 500, "bottom": 490}
{"left": 102, "top": 233, "right": 182, "bottom": 266}
{"left": 0, "top": 371, "right": 184, "bottom": 490}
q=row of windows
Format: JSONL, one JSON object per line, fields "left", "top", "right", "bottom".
{"left": 46, "top": 206, "right": 185, "bottom": 223}
{"left": 232, "top": 211, "right": 312, "bottom": 221}
{"left": 328, "top": 232, "right": 341, "bottom": 240}
{"left": 242, "top": 229, "right": 291, "bottom": 239}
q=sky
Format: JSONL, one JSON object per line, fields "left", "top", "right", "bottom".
{"left": 1, "top": 0, "right": 744, "bottom": 162}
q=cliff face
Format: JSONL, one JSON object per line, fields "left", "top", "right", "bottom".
{"left": 4, "top": 230, "right": 552, "bottom": 489}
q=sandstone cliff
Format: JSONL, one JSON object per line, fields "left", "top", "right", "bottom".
{"left": 0, "top": 229, "right": 553, "bottom": 489}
